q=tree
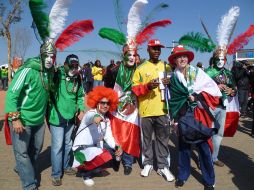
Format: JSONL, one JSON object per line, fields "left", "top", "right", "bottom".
{"left": 0, "top": 0, "right": 23, "bottom": 83}
{"left": 12, "top": 26, "right": 32, "bottom": 59}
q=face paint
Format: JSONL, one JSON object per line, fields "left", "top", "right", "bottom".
{"left": 42, "top": 53, "right": 56, "bottom": 69}
{"left": 214, "top": 46, "right": 227, "bottom": 69}
{"left": 66, "top": 62, "right": 80, "bottom": 77}
{"left": 216, "top": 52, "right": 227, "bottom": 69}
{"left": 125, "top": 50, "right": 136, "bottom": 66}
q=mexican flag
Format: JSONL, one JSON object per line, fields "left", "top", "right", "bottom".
{"left": 110, "top": 63, "right": 140, "bottom": 157}
{"left": 224, "top": 95, "right": 240, "bottom": 137}
{"left": 169, "top": 68, "right": 222, "bottom": 149}
{"left": 72, "top": 114, "right": 114, "bottom": 171}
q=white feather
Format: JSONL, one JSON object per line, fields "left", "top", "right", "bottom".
{"left": 216, "top": 6, "right": 240, "bottom": 47}
{"left": 127, "top": 0, "right": 148, "bottom": 39}
{"left": 49, "top": 0, "right": 72, "bottom": 39}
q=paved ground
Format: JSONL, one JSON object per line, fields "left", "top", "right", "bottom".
{"left": 0, "top": 90, "right": 254, "bottom": 190}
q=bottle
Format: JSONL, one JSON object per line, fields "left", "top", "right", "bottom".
{"left": 115, "top": 146, "right": 121, "bottom": 161}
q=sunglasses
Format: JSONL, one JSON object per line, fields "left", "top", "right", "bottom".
{"left": 99, "top": 101, "right": 110, "bottom": 106}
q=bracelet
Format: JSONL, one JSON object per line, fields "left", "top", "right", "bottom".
{"left": 8, "top": 112, "right": 21, "bottom": 120}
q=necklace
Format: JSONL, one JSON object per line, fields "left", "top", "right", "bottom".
{"left": 40, "top": 71, "right": 49, "bottom": 91}
{"left": 64, "top": 72, "right": 78, "bottom": 94}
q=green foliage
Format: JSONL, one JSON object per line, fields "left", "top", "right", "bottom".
{"left": 179, "top": 32, "right": 216, "bottom": 53}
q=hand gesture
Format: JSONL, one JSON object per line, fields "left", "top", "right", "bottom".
{"left": 94, "top": 116, "right": 103, "bottom": 124}
{"left": 115, "top": 146, "right": 123, "bottom": 157}
{"left": 12, "top": 119, "right": 25, "bottom": 134}
{"left": 147, "top": 78, "right": 160, "bottom": 90}
{"left": 161, "top": 77, "right": 170, "bottom": 85}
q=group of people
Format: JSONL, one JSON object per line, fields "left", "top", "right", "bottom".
{"left": 4, "top": 37, "right": 242, "bottom": 190}
{"left": 80, "top": 59, "right": 120, "bottom": 94}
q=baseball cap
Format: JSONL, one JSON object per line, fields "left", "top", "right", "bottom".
{"left": 148, "top": 39, "right": 165, "bottom": 48}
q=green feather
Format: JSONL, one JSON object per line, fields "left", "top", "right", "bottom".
{"left": 29, "top": 0, "right": 50, "bottom": 41}
{"left": 179, "top": 32, "right": 216, "bottom": 53}
{"left": 99, "top": 28, "right": 126, "bottom": 45}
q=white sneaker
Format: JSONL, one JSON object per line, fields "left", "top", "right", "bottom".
{"left": 157, "top": 167, "right": 175, "bottom": 182}
{"left": 140, "top": 164, "right": 153, "bottom": 177}
{"left": 83, "top": 177, "right": 95, "bottom": 186}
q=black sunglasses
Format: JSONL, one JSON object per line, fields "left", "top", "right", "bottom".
{"left": 99, "top": 101, "right": 110, "bottom": 106}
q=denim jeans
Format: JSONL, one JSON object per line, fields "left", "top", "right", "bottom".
{"left": 93, "top": 80, "right": 103, "bottom": 88}
{"left": 50, "top": 123, "right": 74, "bottom": 178}
{"left": 10, "top": 122, "right": 45, "bottom": 190}
{"left": 178, "top": 138, "right": 215, "bottom": 186}
{"left": 238, "top": 89, "right": 249, "bottom": 114}
{"left": 209, "top": 106, "right": 226, "bottom": 161}
{"left": 122, "top": 151, "right": 134, "bottom": 167}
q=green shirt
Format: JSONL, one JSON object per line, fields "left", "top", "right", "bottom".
{"left": 48, "top": 67, "right": 86, "bottom": 126}
{"left": 5, "top": 57, "right": 50, "bottom": 126}
{"left": 1, "top": 68, "right": 8, "bottom": 78}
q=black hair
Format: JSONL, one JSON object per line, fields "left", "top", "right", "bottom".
{"left": 65, "top": 54, "right": 79, "bottom": 65}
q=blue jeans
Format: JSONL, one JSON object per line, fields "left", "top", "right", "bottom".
{"left": 10, "top": 123, "right": 45, "bottom": 190}
{"left": 93, "top": 80, "right": 103, "bottom": 88}
{"left": 238, "top": 89, "right": 249, "bottom": 114}
{"left": 178, "top": 138, "right": 215, "bottom": 186}
{"left": 50, "top": 123, "right": 74, "bottom": 178}
{"left": 210, "top": 106, "right": 226, "bottom": 161}
{"left": 122, "top": 151, "right": 134, "bottom": 167}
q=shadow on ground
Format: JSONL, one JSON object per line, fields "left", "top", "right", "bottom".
{"left": 238, "top": 116, "right": 253, "bottom": 136}
{"left": 0, "top": 119, "right": 4, "bottom": 131}
{"left": 36, "top": 146, "right": 51, "bottom": 186}
{"left": 220, "top": 145, "right": 254, "bottom": 190}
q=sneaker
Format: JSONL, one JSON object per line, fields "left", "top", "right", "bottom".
{"left": 124, "top": 166, "right": 132, "bottom": 175}
{"left": 157, "top": 167, "right": 175, "bottom": 182}
{"left": 175, "top": 180, "right": 185, "bottom": 188}
{"left": 140, "top": 164, "right": 153, "bottom": 177}
{"left": 213, "top": 160, "right": 224, "bottom": 167}
{"left": 64, "top": 168, "right": 77, "bottom": 175}
{"left": 83, "top": 177, "right": 95, "bottom": 187}
{"left": 52, "top": 178, "right": 62, "bottom": 186}
{"left": 204, "top": 185, "right": 215, "bottom": 190}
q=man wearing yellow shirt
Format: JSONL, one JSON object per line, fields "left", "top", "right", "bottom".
{"left": 132, "top": 39, "right": 174, "bottom": 182}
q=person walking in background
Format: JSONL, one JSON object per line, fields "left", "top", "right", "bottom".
{"left": 92, "top": 59, "right": 103, "bottom": 87}
{"left": 48, "top": 54, "right": 85, "bottom": 186}
{"left": 132, "top": 39, "right": 174, "bottom": 182}
{"left": 231, "top": 60, "right": 251, "bottom": 117}
{"left": 5, "top": 39, "right": 56, "bottom": 190}
{"left": 1, "top": 66, "right": 8, "bottom": 90}
{"left": 103, "top": 59, "right": 119, "bottom": 89}
{"left": 82, "top": 62, "right": 94, "bottom": 94}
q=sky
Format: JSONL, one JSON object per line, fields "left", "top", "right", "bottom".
{"left": 0, "top": 0, "right": 254, "bottom": 68}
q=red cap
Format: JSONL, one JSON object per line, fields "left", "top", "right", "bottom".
{"left": 148, "top": 39, "right": 165, "bottom": 48}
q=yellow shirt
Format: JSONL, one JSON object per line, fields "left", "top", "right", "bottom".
{"left": 132, "top": 60, "right": 171, "bottom": 117}
{"left": 92, "top": 66, "right": 103, "bottom": 81}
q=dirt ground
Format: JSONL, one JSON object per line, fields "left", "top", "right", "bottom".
{"left": 0, "top": 90, "right": 254, "bottom": 190}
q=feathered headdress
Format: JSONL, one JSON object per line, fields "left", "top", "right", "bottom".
{"left": 179, "top": 6, "right": 242, "bottom": 58}
{"left": 99, "top": 0, "right": 171, "bottom": 55}
{"left": 29, "top": 0, "right": 94, "bottom": 53}
{"left": 227, "top": 25, "right": 254, "bottom": 55}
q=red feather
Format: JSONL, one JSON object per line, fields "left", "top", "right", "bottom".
{"left": 55, "top": 20, "right": 94, "bottom": 51}
{"left": 227, "top": 25, "right": 254, "bottom": 55}
{"left": 135, "top": 19, "right": 172, "bottom": 45}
